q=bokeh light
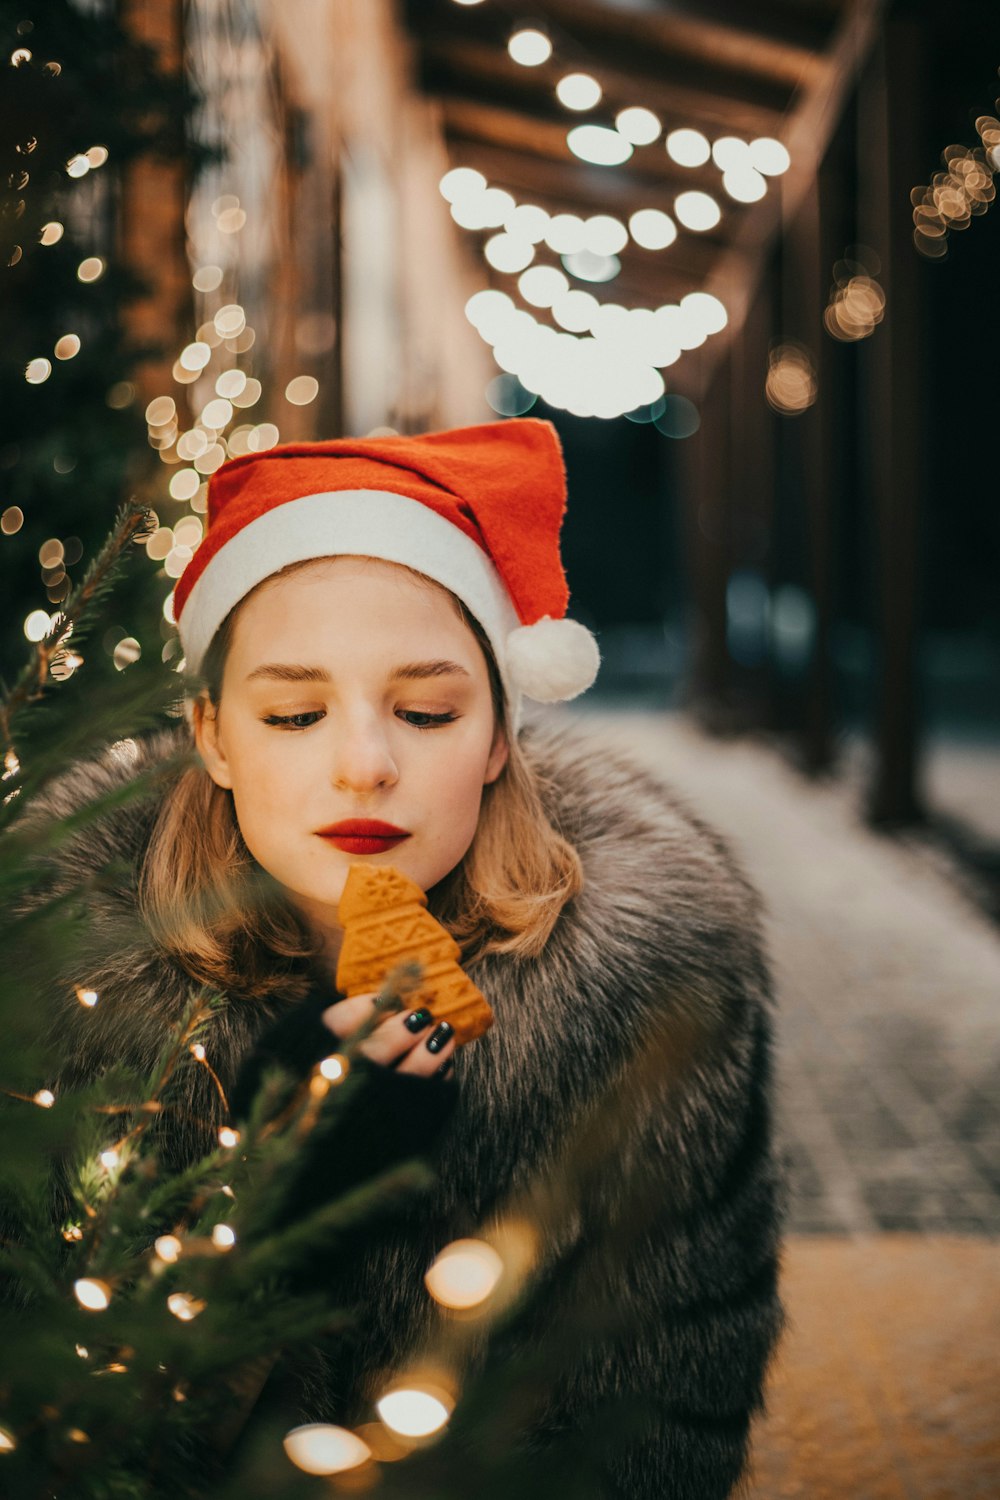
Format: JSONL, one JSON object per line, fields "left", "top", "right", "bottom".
{"left": 567, "top": 125, "right": 633, "bottom": 166}
{"left": 556, "top": 72, "right": 601, "bottom": 111}
{"left": 666, "top": 128, "right": 710, "bottom": 167}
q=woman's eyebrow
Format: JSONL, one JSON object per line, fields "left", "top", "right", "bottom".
{"left": 245, "top": 660, "right": 472, "bottom": 684}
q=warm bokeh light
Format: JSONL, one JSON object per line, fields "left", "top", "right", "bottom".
{"left": 155, "top": 1235, "right": 183, "bottom": 1263}
{"left": 76, "top": 987, "right": 99, "bottom": 1008}
{"left": 615, "top": 107, "right": 660, "bottom": 146}
{"left": 33, "top": 1087, "right": 56, "bottom": 1108}
{"left": 25, "top": 357, "right": 51, "bottom": 385}
{"left": 508, "top": 28, "right": 552, "bottom": 67}
{"left": 376, "top": 1388, "right": 453, "bottom": 1439}
{"left": 167, "top": 1292, "right": 206, "bottom": 1321}
{"left": 216, "top": 368, "right": 247, "bottom": 399}
{"left": 566, "top": 124, "right": 633, "bottom": 166}
{"left": 218, "top": 1126, "right": 240, "bottom": 1149}
{"left": 319, "top": 1055, "right": 347, "bottom": 1082}
{"left": 283, "top": 1425, "right": 371, "bottom": 1475}
{"left": 556, "top": 72, "right": 601, "bottom": 111}
{"left": 712, "top": 136, "right": 750, "bottom": 172}
{"left": 424, "top": 1239, "right": 504, "bottom": 1309}
{"left": 201, "top": 397, "right": 233, "bottom": 428}
{"left": 54, "top": 334, "right": 81, "bottom": 360}
{"left": 553, "top": 289, "right": 599, "bottom": 333}
{"left": 1, "top": 506, "right": 24, "bottom": 535}
{"left": 231, "top": 376, "right": 262, "bottom": 408}
{"left": 145, "top": 395, "right": 176, "bottom": 427}
{"left": 666, "top": 128, "right": 710, "bottom": 167}
{"left": 24, "top": 610, "right": 52, "bottom": 642}
{"left": 765, "top": 342, "right": 817, "bottom": 414}
{"left": 179, "top": 342, "right": 212, "bottom": 372}
{"left": 74, "top": 1279, "right": 111, "bottom": 1311}
{"left": 169, "top": 468, "right": 201, "bottom": 502}
{"left": 211, "top": 1224, "right": 236, "bottom": 1250}
{"left": 628, "top": 209, "right": 677, "bottom": 250}
{"left": 214, "top": 304, "right": 246, "bottom": 338}
{"left": 113, "top": 637, "right": 141, "bottom": 671}
{"left": 66, "top": 153, "right": 89, "bottom": 179}
{"left": 86, "top": 145, "right": 109, "bottom": 168}
{"left": 0, "top": 1428, "right": 15, "bottom": 1453}
{"left": 192, "top": 264, "right": 223, "bottom": 292}
{"left": 40, "top": 221, "right": 64, "bottom": 246}
{"left": 76, "top": 257, "right": 105, "bottom": 283}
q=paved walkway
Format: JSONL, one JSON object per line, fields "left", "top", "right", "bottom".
{"left": 559, "top": 707, "right": 1000, "bottom": 1498}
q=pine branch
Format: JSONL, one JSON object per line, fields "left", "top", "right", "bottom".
{"left": 0, "top": 502, "right": 154, "bottom": 762}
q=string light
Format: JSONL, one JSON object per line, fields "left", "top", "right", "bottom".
{"left": 666, "top": 128, "right": 711, "bottom": 167}
{"left": 566, "top": 124, "right": 633, "bottom": 167}
{"left": 674, "top": 191, "right": 721, "bottom": 231}
{"left": 283, "top": 1425, "right": 372, "bottom": 1475}
{"left": 765, "top": 342, "right": 817, "bottom": 414}
{"left": 0, "top": 1428, "right": 16, "bottom": 1453}
{"left": 629, "top": 209, "right": 677, "bottom": 250}
{"left": 76, "top": 257, "right": 104, "bottom": 283}
{"left": 2, "top": 507, "right": 24, "bottom": 535}
{"left": 424, "top": 1239, "right": 504, "bottom": 1310}
{"left": 33, "top": 1088, "right": 55, "bottom": 1108}
{"left": 749, "top": 137, "right": 791, "bottom": 176}
{"left": 218, "top": 1126, "right": 240, "bottom": 1148}
{"left": 54, "top": 334, "right": 81, "bottom": 360}
{"left": 615, "top": 107, "right": 661, "bottom": 146}
{"left": 76, "top": 987, "right": 99, "bottom": 1008}
{"left": 74, "top": 1278, "right": 111, "bottom": 1311}
{"left": 211, "top": 1224, "right": 236, "bottom": 1250}
{"left": 100, "top": 1149, "right": 120, "bottom": 1170}
{"left": 318, "top": 1055, "right": 348, "bottom": 1082}
{"left": 25, "top": 358, "right": 51, "bottom": 384}
{"left": 508, "top": 29, "right": 552, "bottom": 67}
{"left": 154, "top": 1235, "right": 183, "bottom": 1263}
{"left": 376, "top": 1387, "right": 453, "bottom": 1438}
{"left": 556, "top": 72, "right": 601, "bottom": 111}
{"left": 167, "top": 1292, "right": 206, "bottom": 1321}
{"left": 40, "top": 221, "right": 64, "bottom": 246}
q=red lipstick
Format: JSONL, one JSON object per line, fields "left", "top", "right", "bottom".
{"left": 316, "top": 819, "right": 412, "bottom": 856}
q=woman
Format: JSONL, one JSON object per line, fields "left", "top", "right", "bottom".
{"left": 38, "top": 418, "right": 784, "bottom": 1497}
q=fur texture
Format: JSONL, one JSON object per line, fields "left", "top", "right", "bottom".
{"left": 25, "top": 719, "right": 785, "bottom": 1498}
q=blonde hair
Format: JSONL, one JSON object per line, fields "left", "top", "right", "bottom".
{"left": 139, "top": 562, "right": 582, "bottom": 997}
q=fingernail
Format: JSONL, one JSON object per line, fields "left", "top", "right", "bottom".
{"left": 435, "top": 1058, "right": 455, "bottom": 1079}
{"left": 425, "top": 1021, "right": 454, "bottom": 1055}
{"left": 404, "top": 1008, "right": 433, "bottom": 1033}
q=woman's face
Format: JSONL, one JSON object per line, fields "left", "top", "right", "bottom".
{"left": 193, "top": 557, "right": 508, "bottom": 946}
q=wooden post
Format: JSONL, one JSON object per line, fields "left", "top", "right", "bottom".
{"left": 860, "top": 21, "right": 925, "bottom": 824}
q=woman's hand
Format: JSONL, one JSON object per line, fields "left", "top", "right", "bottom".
{"left": 322, "top": 994, "right": 456, "bottom": 1079}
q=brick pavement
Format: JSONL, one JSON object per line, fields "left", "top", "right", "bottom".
{"left": 561, "top": 706, "right": 1000, "bottom": 1235}
{"left": 556, "top": 707, "right": 1000, "bottom": 1498}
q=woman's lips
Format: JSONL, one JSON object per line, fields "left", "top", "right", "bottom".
{"left": 316, "top": 820, "right": 412, "bottom": 856}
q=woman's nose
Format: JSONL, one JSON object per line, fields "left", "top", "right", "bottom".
{"left": 329, "top": 715, "right": 399, "bottom": 792}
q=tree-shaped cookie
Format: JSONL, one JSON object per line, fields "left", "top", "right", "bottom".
{"left": 335, "top": 865, "right": 494, "bottom": 1045}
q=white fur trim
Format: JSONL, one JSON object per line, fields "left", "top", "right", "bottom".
{"left": 505, "top": 617, "right": 601, "bottom": 702}
{"left": 177, "top": 488, "right": 521, "bottom": 688}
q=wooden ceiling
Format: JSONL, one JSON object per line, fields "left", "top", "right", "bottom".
{"left": 401, "top": 0, "right": 883, "bottom": 377}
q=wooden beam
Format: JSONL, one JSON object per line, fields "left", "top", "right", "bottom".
{"left": 693, "top": 0, "right": 888, "bottom": 395}
{"left": 417, "top": 33, "right": 789, "bottom": 142}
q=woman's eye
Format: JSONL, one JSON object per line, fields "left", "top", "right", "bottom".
{"left": 262, "top": 711, "right": 325, "bottom": 730}
{"left": 398, "top": 710, "right": 457, "bottom": 730}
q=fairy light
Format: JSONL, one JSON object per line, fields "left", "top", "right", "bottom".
{"left": 0, "top": 1428, "right": 16, "bottom": 1453}
{"left": 556, "top": 72, "right": 601, "bottom": 111}
{"left": 54, "top": 334, "right": 81, "bottom": 360}
{"left": 33, "top": 1088, "right": 55, "bottom": 1108}
{"left": 66, "top": 153, "right": 90, "bottom": 179}
{"left": 190, "top": 1043, "right": 206, "bottom": 1061}
{"left": 376, "top": 1387, "right": 453, "bottom": 1439}
{"left": 40, "top": 222, "right": 64, "bottom": 245}
{"left": 674, "top": 191, "right": 721, "bottom": 231}
{"left": 283, "top": 1425, "right": 372, "bottom": 1476}
{"left": 74, "top": 1278, "right": 111, "bottom": 1311}
{"left": 25, "top": 358, "right": 51, "bottom": 384}
{"left": 179, "top": 342, "right": 211, "bottom": 373}
{"left": 100, "top": 1149, "right": 120, "bottom": 1170}
{"left": 211, "top": 1224, "right": 236, "bottom": 1251}
{"left": 218, "top": 1126, "right": 240, "bottom": 1149}
{"left": 566, "top": 124, "right": 633, "bottom": 167}
{"left": 167, "top": 1292, "right": 206, "bottom": 1321}
{"left": 192, "top": 264, "right": 223, "bottom": 292}
{"left": 615, "top": 107, "right": 661, "bottom": 146}
{"left": 424, "top": 1239, "right": 504, "bottom": 1310}
{"left": 76, "top": 988, "right": 99, "bottom": 1008}
{"left": 76, "top": 257, "right": 104, "bottom": 283}
{"left": 75, "top": 1344, "right": 88, "bottom": 1358}
{"left": 319, "top": 1055, "right": 347, "bottom": 1082}
{"left": 508, "top": 28, "right": 551, "bottom": 67}
{"left": 155, "top": 1235, "right": 183, "bottom": 1263}
{"left": 629, "top": 209, "right": 677, "bottom": 250}
{"left": 63, "top": 1225, "right": 84, "bottom": 1242}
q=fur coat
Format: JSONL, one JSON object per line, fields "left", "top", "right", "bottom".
{"left": 26, "top": 716, "right": 785, "bottom": 1499}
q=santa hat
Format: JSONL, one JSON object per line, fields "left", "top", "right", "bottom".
{"left": 173, "top": 418, "right": 600, "bottom": 725}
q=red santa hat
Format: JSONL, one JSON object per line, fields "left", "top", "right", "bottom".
{"left": 172, "top": 417, "right": 600, "bottom": 724}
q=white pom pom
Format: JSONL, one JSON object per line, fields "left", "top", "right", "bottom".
{"left": 505, "top": 616, "right": 601, "bottom": 703}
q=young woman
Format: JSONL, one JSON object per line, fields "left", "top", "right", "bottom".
{"left": 39, "top": 419, "right": 784, "bottom": 1498}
